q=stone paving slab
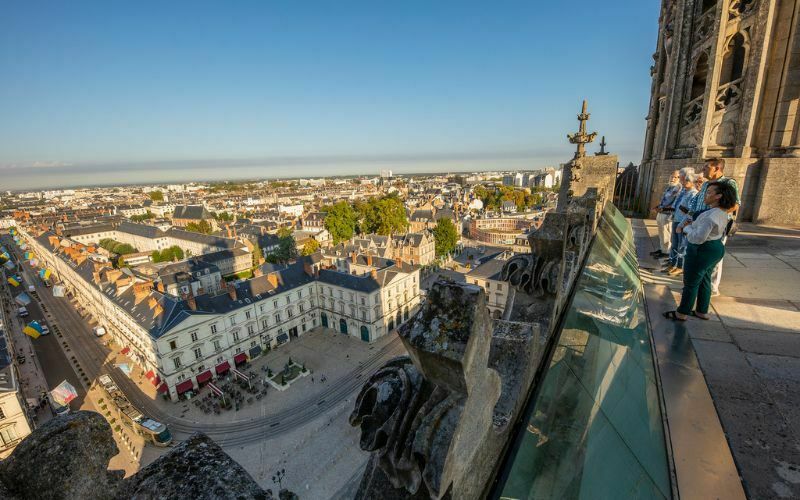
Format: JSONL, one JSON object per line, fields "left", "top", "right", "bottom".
{"left": 732, "top": 329, "right": 800, "bottom": 357}
{"left": 636, "top": 218, "right": 800, "bottom": 499}
{"left": 713, "top": 297, "right": 800, "bottom": 333}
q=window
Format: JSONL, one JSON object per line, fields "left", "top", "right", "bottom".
{"left": 299, "top": 303, "right": 305, "bottom": 313}
{"left": 210, "top": 324, "right": 218, "bottom": 334}
{"left": 275, "top": 313, "right": 281, "bottom": 323}
{"left": 245, "top": 311, "right": 251, "bottom": 320}
{"left": 286, "top": 296, "right": 291, "bottom": 305}
{"left": 214, "top": 340, "right": 221, "bottom": 351}
{"left": 247, "top": 325, "right": 254, "bottom": 335}
{"left": 235, "top": 347, "right": 242, "bottom": 354}
{"left": 216, "top": 356, "right": 224, "bottom": 363}
{"left": 273, "top": 300, "right": 278, "bottom": 308}
{"left": 497, "top": 283, "right": 503, "bottom": 292}
{"left": 233, "top": 331, "right": 240, "bottom": 342}
{"left": 194, "top": 347, "right": 202, "bottom": 360}
{"left": 260, "top": 304, "right": 265, "bottom": 313}
{"left": 250, "top": 340, "right": 256, "bottom": 347}
{"left": 0, "top": 407, "right": 5, "bottom": 420}
{"left": 173, "top": 357, "right": 182, "bottom": 370}
{"left": 262, "top": 319, "right": 268, "bottom": 330}
{"left": 0, "top": 427, "right": 18, "bottom": 446}
{"left": 297, "top": 290, "right": 302, "bottom": 299}
{"left": 361, "top": 296, "right": 365, "bottom": 305}
{"left": 190, "top": 331, "right": 198, "bottom": 342}
{"left": 169, "top": 340, "right": 177, "bottom": 350}
{"left": 361, "top": 310, "right": 367, "bottom": 321}
{"left": 230, "top": 315, "right": 237, "bottom": 326}
{"left": 288, "top": 308, "right": 294, "bottom": 318}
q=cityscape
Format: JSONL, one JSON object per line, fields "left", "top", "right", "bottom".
{"left": 1, "top": 2, "right": 799, "bottom": 500}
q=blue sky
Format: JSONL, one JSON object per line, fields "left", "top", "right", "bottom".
{"left": 0, "top": 1, "right": 660, "bottom": 190}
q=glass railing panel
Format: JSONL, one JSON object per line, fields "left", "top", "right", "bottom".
{"left": 497, "top": 203, "right": 671, "bottom": 500}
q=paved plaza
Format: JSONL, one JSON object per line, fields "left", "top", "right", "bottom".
{"left": 636, "top": 219, "right": 800, "bottom": 499}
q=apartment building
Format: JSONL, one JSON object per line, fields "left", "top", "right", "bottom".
{"left": 0, "top": 332, "right": 32, "bottom": 459}
{"left": 465, "top": 251, "right": 513, "bottom": 319}
{"left": 21, "top": 227, "right": 420, "bottom": 402}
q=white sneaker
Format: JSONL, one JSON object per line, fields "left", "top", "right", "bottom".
{"left": 711, "top": 290, "right": 720, "bottom": 297}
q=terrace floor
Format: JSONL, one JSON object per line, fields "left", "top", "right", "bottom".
{"left": 634, "top": 219, "right": 800, "bottom": 499}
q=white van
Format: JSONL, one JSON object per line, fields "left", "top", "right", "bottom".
{"left": 17, "top": 307, "right": 29, "bottom": 318}
{"left": 93, "top": 326, "right": 106, "bottom": 337}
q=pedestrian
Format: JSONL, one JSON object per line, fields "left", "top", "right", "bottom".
{"left": 650, "top": 170, "right": 682, "bottom": 259}
{"left": 663, "top": 181, "right": 738, "bottom": 321}
{"left": 688, "top": 158, "right": 741, "bottom": 295}
{"left": 662, "top": 168, "right": 698, "bottom": 275}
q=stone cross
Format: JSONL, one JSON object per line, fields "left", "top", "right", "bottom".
{"left": 596, "top": 135, "right": 609, "bottom": 155}
{"left": 566, "top": 100, "right": 597, "bottom": 160}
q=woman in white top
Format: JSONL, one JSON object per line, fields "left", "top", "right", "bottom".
{"left": 664, "top": 181, "right": 738, "bottom": 321}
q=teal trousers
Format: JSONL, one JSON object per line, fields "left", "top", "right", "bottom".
{"left": 678, "top": 239, "right": 725, "bottom": 315}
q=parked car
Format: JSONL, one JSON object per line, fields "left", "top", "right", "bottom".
{"left": 40, "top": 323, "right": 50, "bottom": 335}
{"left": 93, "top": 326, "right": 106, "bottom": 337}
{"left": 17, "top": 307, "right": 29, "bottom": 318}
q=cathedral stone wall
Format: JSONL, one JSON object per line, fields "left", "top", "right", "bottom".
{"left": 640, "top": 0, "right": 800, "bottom": 227}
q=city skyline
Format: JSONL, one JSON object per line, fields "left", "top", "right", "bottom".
{"left": 1, "top": 1, "right": 659, "bottom": 190}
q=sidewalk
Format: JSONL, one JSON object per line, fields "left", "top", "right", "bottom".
{"left": 0, "top": 284, "right": 51, "bottom": 428}
{"left": 634, "top": 218, "right": 800, "bottom": 500}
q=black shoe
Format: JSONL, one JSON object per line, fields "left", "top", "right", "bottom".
{"left": 649, "top": 250, "right": 663, "bottom": 257}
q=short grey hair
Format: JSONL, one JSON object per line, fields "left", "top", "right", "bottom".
{"left": 679, "top": 167, "right": 696, "bottom": 184}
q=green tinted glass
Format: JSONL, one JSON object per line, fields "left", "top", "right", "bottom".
{"left": 498, "top": 204, "right": 671, "bottom": 500}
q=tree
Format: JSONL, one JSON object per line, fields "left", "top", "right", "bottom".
{"left": 301, "top": 239, "right": 320, "bottom": 256}
{"left": 185, "top": 220, "right": 213, "bottom": 234}
{"left": 358, "top": 195, "right": 408, "bottom": 235}
{"left": 152, "top": 245, "right": 185, "bottom": 263}
{"left": 324, "top": 201, "right": 357, "bottom": 244}
{"left": 214, "top": 211, "right": 234, "bottom": 222}
{"left": 149, "top": 190, "right": 164, "bottom": 202}
{"left": 130, "top": 210, "right": 154, "bottom": 222}
{"left": 432, "top": 218, "right": 458, "bottom": 257}
{"left": 266, "top": 227, "right": 297, "bottom": 263}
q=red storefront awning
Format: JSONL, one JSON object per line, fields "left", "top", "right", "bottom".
{"left": 144, "top": 370, "right": 155, "bottom": 380}
{"left": 233, "top": 352, "right": 248, "bottom": 365}
{"left": 152, "top": 375, "right": 161, "bottom": 387}
{"left": 196, "top": 370, "right": 212, "bottom": 384}
{"left": 215, "top": 361, "right": 230, "bottom": 374}
{"left": 120, "top": 347, "right": 131, "bottom": 355}
{"left": 176, "top": 379, "right": 194, "bottom": 395}
{"left": 157, "top": 383, "right": 168, "bottom": 394}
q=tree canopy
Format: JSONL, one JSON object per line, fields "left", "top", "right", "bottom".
{"left": 432, "top": 218, "right": 458, "bottom": 257}
{"left": 149, "top": 190, "right": 164, "bottom": 201}
{"left": 130, "top": 210, "right": 154, "bottom": 222}
{"left": 324, "top": 195, "right": 408, "bottom": 243}
{"left": 185, "top": 220, "right": 213, "bottom": 234}
{"left": 151, "top": 245, "right": 185, "bottom": 263}
{"left": 323, "top": 201, "right": 357, "bottom": 244}
{"left": 301, "top": 239, "right": 320, "bottom": 256}
{"left": 266, "top": 227, "right": 298, "bottom": 263}
{"left": 473, "top": 185, "right": 541, "bottom": 212}
{"left": 98, "top": 238, "right": 138, "bottom": 255}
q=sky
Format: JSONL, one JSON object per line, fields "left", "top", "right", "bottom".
{"left": 0, "top": 1, "right": 660, "bottom": 191}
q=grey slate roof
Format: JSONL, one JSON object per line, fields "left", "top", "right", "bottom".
{"left": 172, "top": 205, "right": 213, "bottom": 220}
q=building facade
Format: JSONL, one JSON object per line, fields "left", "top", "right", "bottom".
{"left": 640, "top": 0, "right": 800, "bottom": 225}
{"left": 21, "top": 227, "right": 421, "bottom": 402}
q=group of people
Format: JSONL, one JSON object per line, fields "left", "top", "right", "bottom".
{"left": 651, "top": 158, "right": 741, "bottom": 321}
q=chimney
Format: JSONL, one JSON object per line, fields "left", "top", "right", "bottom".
{"left": 156, "top": 280, "right": 166, "bottom": 293}
{"left": 351, "top": 251, "right": 357, "bottom": 264}
{"left": 186, "top": 291, "right": 197, "bottom": 311}
{"left": 303, "top": 259, "right": 314, "bottom": 277}
{"left": 253, "top": 266, "right": 263, "bottom": 278}
{"left": 370, "top": 269, "right": 378, "bottom": 281}
{"left": 226, "top": 224, "right": 233, "bottom": 238}
{"left": 227, "top": 283, "right": 238, "bottom": 300}
{"left": 367, "top": 253, "right": 373, "bottom": 267}
{"left": 267, "top": 272, "right": 279, "bottom": 289}
{"left": 395, "top": 255, "right": 403, "bottom": 268}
